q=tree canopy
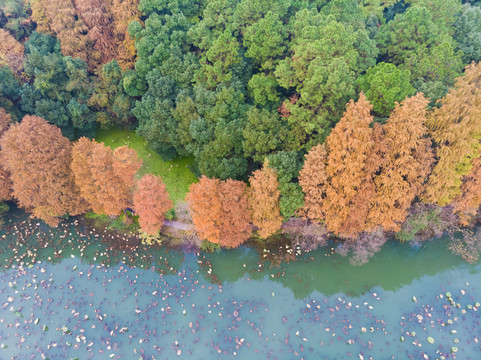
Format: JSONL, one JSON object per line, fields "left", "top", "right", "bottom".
{"left": 0, "top": 115, "right": 88, "bottom": 226}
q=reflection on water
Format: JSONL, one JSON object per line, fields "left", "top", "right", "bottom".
{"left": 0, "top": 207, "right": 480, "bottom": 359}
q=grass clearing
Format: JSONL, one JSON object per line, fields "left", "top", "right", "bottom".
{"left": 95, "top": 127, "right": 198, "bottom": 206}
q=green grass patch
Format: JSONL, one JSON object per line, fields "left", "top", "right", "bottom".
{"left": 84, "top": 211, "right": 139, "bottom": 232}
{"left": 94, "top": 127, "right": 198, "bottom": 205}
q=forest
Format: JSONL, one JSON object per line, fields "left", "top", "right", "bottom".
{"left": 1, "top": 0, "right": 481, "bottom": 264}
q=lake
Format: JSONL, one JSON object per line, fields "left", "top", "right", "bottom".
{"left": 0, "top": 207, "right": 480, "bottom": 359}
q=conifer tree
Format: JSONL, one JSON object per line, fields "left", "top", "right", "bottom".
{"left": 298, "top": 143, "right": 328, "bottom": 222}
{"left": 248, "top": 160, "right": 283, "bottom": 239}
{"left": 188, "top": 176, "right": 252, "bottom": 248}
{"left": 188, "top": 176, "right": 222, "bottom": 245}
{"left": 74, "top": 0, "right": 117, "bottom": 64}
{"left": 109, "top": 0, "right": 140, "bottom": 69}
{"left": 0, "top": 29, "right": 24, "bottom": 77}
{"left": 31, "top": 0, "right": 52, "bottom": 34}
{"left": 0, "top": 108, "right": 12, "bottom": 200}
{"left": 41, "top": 0, "right": 92, "bottom": 66}
{"left": 218, "top": 179, "right": 252, "bottom": 247}
{"left": 453, "top": 154, "right": 481, "bottom": 225}
{"left": 112, "top": 145, "right": 142, "bottom": 193}
{"left": 424, "top": 62, "right": 481, "bottom": 206}
{"left": 71, "top": 138, "right": 141, "bottom": 216}
{"left": 343, "top": 122, "right": 386, "bottom": 235}
{"left": 133, "top": 174, "right": 172, "bottom": 236}
{"left": 368, "top": 93, "right": 434, "bottom": 231}
{"left": 323, "top": 93, "right": 377, "bottom": 238}
{"left": 0, "top": 115, "right": 88, "bottom": 226}
{"left": 71, "top": 137, "right": 104, "bottom": 213}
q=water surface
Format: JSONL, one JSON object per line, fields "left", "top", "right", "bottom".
{"left": 0, "top": 209, "right": 480, "bottom": 359}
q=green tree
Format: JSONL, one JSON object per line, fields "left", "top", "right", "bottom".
{"left": 267, "top": 151, "right": 305, "bottom": 218}
{"left": 357, "top": 62, "right": 415, "bottom": 117}
{"left": 0, "top": 0, "right": 34, "bottom": 41}
{"left": 242, "top": 107, "right": 286, "bottom": 163}
{"left": 195, "top": 30, "right": 241, "bottom": 88}
{"left": 20, "top": 32, "right": 95, "bottom": 139}
{"left": 133, "top": 70, "right": 186, "bottom": 160}
{"left": 173, "top": 83, "right": 249, "bottom": 179}
{"left": 247, "top": 73, "right": 280, "bottom": 106}
{"left": 243, "top": 11, "right": 287, "bottom": 71}
{"left": 0, "top": 66, "right": 22, "bottom": 121}
{"left": 274, "top": 9, "right": 377, "bottom": 150}
{"left": 454, "top": 3, "right": 481, "bottom": 63}
{"left": 88, "top": 60, "right": 135, "bottom": 129}
{"left": 376, "top": 4, "right": 463, "bottom": 102}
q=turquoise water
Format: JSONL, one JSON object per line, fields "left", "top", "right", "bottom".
{"left": 0, "top": 209, "right": 480, "bottom": 359}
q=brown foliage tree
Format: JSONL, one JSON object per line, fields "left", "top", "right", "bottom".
{"left": 112, "top": 145, "right": 142, "bottom": 190}
{"left": 0, "top": 115, "right": 88, "bottom": 226}
{"left": 0, "top": 108, "right": 12, "bottom": 201}
{"left": 0, "top": 109, "right": 11, "bottom": 141}
{"left": 33, "top": 0, "right": 139, "bottom": 69}
{"left": 71, "top": 137, "right": 104, "bottom": 213}
{"left": 298, "top": 143, "right": 328, "bottom": 222}
{"left": 43, "top": 0, "right": 91, "bottom": 64}
{"left": 322, "top": 93, "right": 379, "bottom": 238}
{"left": 188, "top": 176, "right": 252, "bottom": 248}
{"left": 109, "top": 0, "right": 140, "bottom": 69}
{"left": 0, "top": 29, "right": 24, "bottom": 77}
{"left": 248, "top": 160, "right": 283, "bottom": 239}
{"left": 74, "top": 0, "right": 117, "bottom": 64}
{"left": 368, "top": 93, "right": 434, "bottom": 231}
{"left": 133, "top": 174, "right": 172, "bottom": 236}
{"left": 31, "top": 0, "right": 52, "bottom": 34}
{"left": 71, "top": 138, "right": 141, "bottom": 216}
{"left": 453, "top": 154, "right": 481, "bottom": 225}
{"left": 424, "top": 62, "right": 481, "bottom": 206}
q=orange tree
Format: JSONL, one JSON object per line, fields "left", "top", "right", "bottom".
{"left": 248, "top": 160, "right": 283, "bottom": 239}
{"left": 368, "top": 93, "right": 434, "bottom": 231}
{"left": 0, "top": 115, "right": 88, "bottom": 226}
{"left": 71, "top": 137, "right": 142, "bottom": 216}
{"left": 133, "top": 174, "right": 172, "bottom": 236}
{"left": 188, "top": 176, "right": 252, "bottom": 248}
{"left": 424, "top": 62, "right": 481, "bottom": 206}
